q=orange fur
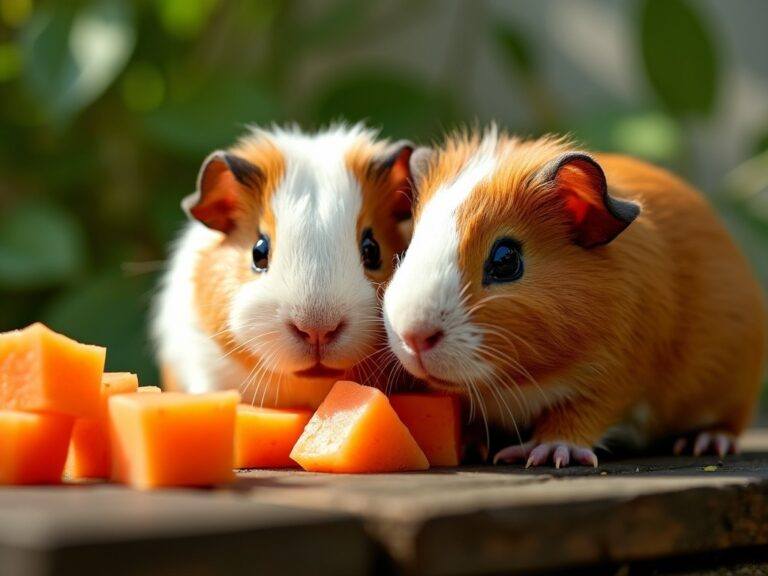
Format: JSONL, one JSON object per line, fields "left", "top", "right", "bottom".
{"left": 417, "top": 131, "right": 766, "bottom": 447}
{"left": 193, "top": 137, "right": 285, "bottom": 371}
{"left": 347, "top": 140, "right": 413, "bottom": 287}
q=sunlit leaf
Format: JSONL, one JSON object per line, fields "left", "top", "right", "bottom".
{"left": 0, "top": 200, "right": 87, "bottom": 289}
{"left": 571, "top": 109, "right": 681, "bottom": 164}
{"left": 638, "top": 0, "right": 718, "bottom": 116}
{"left": 145, "top": 80, "right": 280, "bottom": 157}
{"left": 311, "top": 71, "right": 456, "bottom": 140}
{"left": 43, "top": 271, "right": 158, "bottom": 384}
{"left": 20, "top": 0, "right": 135, "bottom": 123}
{"left": 611, "top": 112, "right": 681, "bottom": 162}
{"left": 154, "top": 0, "right": 219, "bottom": 38}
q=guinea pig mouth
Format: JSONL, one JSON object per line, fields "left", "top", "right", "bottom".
{"left": 294, "top": 363, "right": 346, "bottom": 380}
{"left": 424, "top": 375, "right": 463, "bottom": 391}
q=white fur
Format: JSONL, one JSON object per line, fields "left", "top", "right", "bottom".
{"left": 384, "top": 132, "right": 499, "bottom": 385}
{"left": 154, "top": 125, "right": 380, "bottom": 394}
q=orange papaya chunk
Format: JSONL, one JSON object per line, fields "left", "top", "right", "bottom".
{"left": 235, "top": 405, "right": 312, "bottom": 469}
{"left": 0, "top": 410, "right": 74, "bottom": 485}
{"left": 65, "top": 373, "right": 139, "bottom": 480}
{"left": 390, "top": 394, "right": 462, "bottom": 467}
{"left": 109, "top": 391, "right": 239, "bottom": 489}
{"left": 0, "top": 323, "right": 105, "bottom": 418}
{"left": 290, "top": 381, "right": 428, "bottom": 473}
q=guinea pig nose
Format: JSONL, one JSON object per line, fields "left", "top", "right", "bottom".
{"left": 288, "top": 319, "right": 347, "bottom": 346}
{"left": 402, "top": 328, "right": 444, "bottom": 354}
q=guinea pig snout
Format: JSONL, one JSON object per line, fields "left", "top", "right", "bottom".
{"left": 286, "top": 313, "right": 347, "bottom": 347}
{"left": 401, "top": 326, "right": 445, "bottom": 355}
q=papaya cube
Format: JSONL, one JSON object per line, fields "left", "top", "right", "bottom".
{"left": 137, "top": 386, "right": 162, "bottom": 394}
{"left": 235, "top": 405, "right": 312, "bottom": 469}
{"left": 109, "top": 391, "right": 239, "bottom": 489}
{"left": 290, "top": 381, "right": 429, "bottom": 473}
{"left": 65, "top": 373, "right": 139, "bottom": 480}
{"left": 390, "top": 394, "right": 462, "bottom": 467}
{"left": 0, "top": 323, "right": 105, "bottom": 418}
{"left": 0, "top": 410, "right": 74, "bottom": 485}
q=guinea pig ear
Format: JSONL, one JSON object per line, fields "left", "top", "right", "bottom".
{"left": 542, "top": 153, "right": 640, "bottom": 248}
{"left": 409, "top": 147, "right": 435, "bottom": 190}
{"left": 181, "top": 151, "right": 263, "bottom": 233}
{"left": 373, "top": 141, "right": 416, "bottom": 222}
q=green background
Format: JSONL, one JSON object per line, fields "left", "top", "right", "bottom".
{"left": 0, "top": 0, "right": 766, "bottom": 411}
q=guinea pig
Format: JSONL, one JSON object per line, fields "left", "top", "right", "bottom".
{"left": 153, "top": 124, "right": 415, "bottom": 409}
{"left": 383, "top": 127, "right": 766, "bottom": 467}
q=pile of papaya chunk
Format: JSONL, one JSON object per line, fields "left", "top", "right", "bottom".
{"left": 0, "top": 324, "right": 461, "bottom": 489}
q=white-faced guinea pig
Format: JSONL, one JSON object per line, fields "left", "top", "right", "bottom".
{"left": 153, "top": 124, "right": 416, "bottom": 409}
{"left": 383, "top": 127, "right": 766, "bottom": 468}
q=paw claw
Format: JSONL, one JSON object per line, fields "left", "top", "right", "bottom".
{"left": 715, "top": 435, "right": 730, "bottom": 458}
{"left": 673, "top": 431, "right": 738, "bottom": 457}
{"left": 498, "top": 441, "right": 597, "bottom": 469}
{"left": 526, "top": 444, "right": 551, "bottom": 468}
{"left": 553, "top": 445, "right": 570, "bottom": 469}
{"left": 493, "top": 442, "right": 533, "bottom": 465}
{"left": 693, "top": 432, "right": 711, "bottom": 456}
{"left": 573, "top": 447, "right": 599, "bottom": 468}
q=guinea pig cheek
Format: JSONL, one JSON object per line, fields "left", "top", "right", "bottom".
{"left": 384, "top": 271, "right": 493, "bottom": 387}
{"left": 228, "top": 276, "right": 306, "bottom": 372}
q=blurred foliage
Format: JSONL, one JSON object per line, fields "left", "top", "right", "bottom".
{"left": 0, "top": 0, "right": 766, "bottom": 402}
{"left": 639, "top": 0, "right": 718, "bottom": 116}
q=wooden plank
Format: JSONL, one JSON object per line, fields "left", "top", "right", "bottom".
{"left": 2, "top": 431, "right": 767, "bottom": 576}
{"left": 241, "top": 429, "right": 768, "bottom": 575}
{"left": 0, "top": 486, "right": 370, "bottom": 576}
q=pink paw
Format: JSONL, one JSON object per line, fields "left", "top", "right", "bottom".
{"left": 672, "top": 431, "right": 739, "bottom": 457}
{"left": 493, "top": 441, "right": 598, "bottom": 468}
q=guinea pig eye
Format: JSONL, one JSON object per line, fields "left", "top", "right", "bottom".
{"left": 483, "top": 238, "right": 523, "bottom": 286}
{"left": 360, "top": 228, "right": 382, "bottom": 271}
{"left": 251, "top": 234, "right": 270, "bottom": 272}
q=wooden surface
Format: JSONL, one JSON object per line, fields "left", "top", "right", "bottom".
{"left": 2, "top": 430, "right": 768, "bottom": 576}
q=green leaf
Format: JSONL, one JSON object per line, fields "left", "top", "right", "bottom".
{"left": 43, "top": 272, "right": 158, "bottom": 385}
{"left": 571, "top": 109, "right": 681, "bottom": 164}
{"left": 494, "top": 24, "right": 534, "bottom": 78}
{"left": 638, "top": 0, "right": 719, "bottom": 116}
{"left": 20, "top": 0, "right": 136, "bottom": 124}
{"left": 0, "top": 200, "right": 87, "bottom": 289}
{"left": 611, "top": 112, "right": 681, "bottom": 162}
{"left": 311, "top": 71, "right": 456, "bottom": 140}
{"left": 145, "top": 80, "right": 280, "bottom": 157}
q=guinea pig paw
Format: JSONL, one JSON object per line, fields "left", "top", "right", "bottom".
{"left": 494, "top": 441, "right": 597, "bottom": 468}
{"left": 492, "top": 441, "right": 535, "bottom": 465}
{"left": 525, "top": 442, "right": 598, "bottom": 469}
{"left": 673, "top": 432, "right": 739, "bottom": 457}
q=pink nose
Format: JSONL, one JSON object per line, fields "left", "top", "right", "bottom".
{"left": 402, "top": 328, "right": 444, "bottom": 354}
{"left": 288, "top": 319, "right": 346, "bottom": 346}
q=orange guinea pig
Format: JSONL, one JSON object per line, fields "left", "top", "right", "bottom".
{"left": 382, "top": 127, "right": 766, "bottom": 468}
{"left": 153, "top": 124, "right": 415, "bottom": 409}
